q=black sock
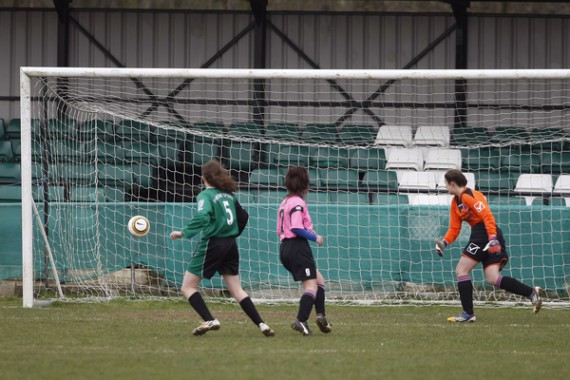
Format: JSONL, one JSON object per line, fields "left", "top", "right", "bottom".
{"left": 188, "top": 292, "right": 214, "bottom": 321}
{"left": 458, "top": 277, "right": 474, "bottom": 315}
{"left": 239, "top": 296, "right": 264, "bottom": 325}
{"left": 314, "top": 284, "right": 326, "bottom": 316}
{"left": 498, "top": 276, "right": 533, "bottom": 297}
{"left": 297, "top": 292, "right": 316, "bottom": 322}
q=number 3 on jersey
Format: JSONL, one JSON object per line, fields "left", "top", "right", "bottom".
{"left": 222, "top": 200, "right": 234, "bottom": 225}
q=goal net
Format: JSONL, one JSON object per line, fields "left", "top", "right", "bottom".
{"left": 19, "top": 68, "right": 570, "bottom": 308}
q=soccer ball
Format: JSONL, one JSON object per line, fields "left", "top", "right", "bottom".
{"left": 128, "top": 215, "right": 150, "bottom": 237}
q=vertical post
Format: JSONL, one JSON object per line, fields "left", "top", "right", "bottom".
{"left": 54, "top": 0, "right": 70, "bottom": 119}
{"left": 452, "top": 2, "right": 469, "bottom": 129}
{"left": 20, "top": 69, "right": 34, "bottom": 308}
{"left": 251, "top": 0, "right": 267, "bottom": 126}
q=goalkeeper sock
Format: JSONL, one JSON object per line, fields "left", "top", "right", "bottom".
{"left": 457, "top": 275, "right": 474, "bottom": 315}
{"left": 496, "top": 276, "right": 533, "bottom": 297}
{"left": 239, "top": 296, "right": 264, "bottom": 325}
{"left": 188, "top": 292, "right": 214, "bottom": 321}
{"left": 314, "top": 284, "right": 326, "bottom": 316}
{"left": 297, "top": 290, "right": 316, "bottom": 322}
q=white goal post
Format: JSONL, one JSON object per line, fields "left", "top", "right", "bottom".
{"left": 19, "top": 67, "right": 570, "bottom": 308}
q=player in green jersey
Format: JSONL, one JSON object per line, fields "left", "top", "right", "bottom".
{"left": 170, "top": 160, "right": 274, "bottom": 337}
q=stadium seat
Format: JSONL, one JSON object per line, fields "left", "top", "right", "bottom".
{"left": 475, "top": 172, "right": 514, "bottom": 194}
{"left": 307, "top": 191, "right": 330, "bottom": 204}
{"left": 265, "top": 145, "right": 310, "bottom": 167}
{"left": 104, "top": 186, "right": 126, "bottom": 202}
{"left": 193, "top": 121, "right": 225, "bottom": 135}
{"left": 47, "top": 118, "right": 78, "bottom": 139}
{"left": 116, "top": 120, "right": 154, "bottom": 141}
{"left": 70, "top": 186, "right": 108, "bottom": 202}
{"left": 33, "top": 185, "right": 66, "bottom": 202}
{"left": 374, "top": 125, "right": 413, "bottom": 147}
{"left": 235, "top": 190, "right": 257, "bottom": 204}
{"left": 256, "top": 190, "right": 288, "bottom": 204}
{"left": 362, "top": 170, "right": 398, "bottom": 191}
{"left": 486, "top": 195, "right": 527, "bottom": 206}
{"left": 549, "top": 197, "right": 570, "bottom": 207}
{"left": 49, "top": 164, "right": 97, "bottom": 184}
{"left": 553, "top": 175, "right": 570, "bottom": 195}
{"left": 384, "top": 148, "right": 424, "bottom": 171}
{"left": 6, "top": 119, "right": 40, "bottom": 139}
{"left": 97, "top": 165, "right": 135, "bottom": 188}
{"left": 94, "top": 141, "right": 125, "bottom": 164}
{"left": 373, "top": 193, "right": 408, "bottom": 205}
{"left": 529, "top": 127, "right": 567, "bottom": 152}
{"left": 303, "top": 123, "right": 338, "bottom": 144}
{"left": 249, "top": 168, "right": 285, "bottom": 187}
{"left": 349, "top": 148, "right": 386, "bottom": 171}
{"left": 423, "top": 148, "right": 462, "bottom": 171}
{"left": 0, "top": 163, "right": 20, "bottom": 183}
{"left": 540, "top": 152, "right": 570, "bottom": 174}
{"left": 514, "top": 174, "right": 553, "bottom": 194}
{"left": 319, "top": 169, "right": 360, "bottom": 190}
{"left": 185, "top": 139, "right": 220, "bottom": 166}
{"left": 309, "top": 147, "right": 351, "bottom": 168}
{"left": 499, "top": 148, "right": 539, "bottom": 173}
{"left": 77, "top": 119, "right": 115, "bottom": 141}
{"left": 0, "top": 141, "right": 14, "bottom": 162}
{"left": 130, "top": 164, "right": 154, "bottom": 187}
{"left": 0, "top": 185, "right": 21, "bottom": 202}
{"left": 489, "top": 126, "right": 529, "bottom": 145}
{"left": 154, "top": 121, "right": 190, "bottom": 142}
{"left": 330, "top": 192, "right": 370, "bottom": 204}
{"left": 413, "top": 126, "right": 450, "bottom": 147}
{"left": 408, "top": 194, "right": 453, "bottom": 206}
{"left": 450, "top": 126, "right": 490, "bottom": 146}
{"left": 159, "top": 141, "right": 181, "bottom": 166}
{"left": 338, "top": 124, "right": 377, "bottom": 145}
{"left": 265, "top": 123, "right": 301, "bottom": 141}
{"left": 225, "top": 123, "right": 263, "bottom": 170}
{"left": 0, "top": 118, "right": 5, "bottom": 139}
{"left": 436, "top": 172, "right": 476, "bottom": 191}
{"left": 397, "top": 171, "right": 437, "bottom": 191}
{"left": 50, "top": 140, "right": 86, "bottom": 163}
{"left": 461, "top": 148, "right": 501, "bottom": 172}
{"left": 123, "top": 142, "right": 161, "bottom": 165}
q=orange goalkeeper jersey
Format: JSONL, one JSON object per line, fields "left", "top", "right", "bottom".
{"left": 443, "top": 187, "right": 497, "bottom": 244}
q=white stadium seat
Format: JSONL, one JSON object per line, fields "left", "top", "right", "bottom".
{"left": 413, "top": 125, "right": 450, "bottom": 146}
{"left": 553, "top": 175, "right": 570, "bottom": 194}
{"left": 385, "top": 148, "right": 424, "bottom": 171}
{"left": 396, "top": 171, "right": 437, "bottom": 191}
{"left": 408, "top": 193, "right": 453, "bottom": 205}
{"left": 424, "top": 148, "right": 462, "bottom": 171}
{"left": 374, "top": 125, "right": 413, "bottom": 147}
{"left": 514, "top": 174, "right": 553, "bottom": 194}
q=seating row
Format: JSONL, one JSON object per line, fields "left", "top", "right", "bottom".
{"left": 2, "top": 118, "right": 568, "bottom": 149}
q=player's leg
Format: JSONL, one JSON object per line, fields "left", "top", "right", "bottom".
{"left": 223, "top": 273, "right": 275, "bottom": 337}
{"left": 314, "top": 270, "right": 331, "bottom": 333}
{"left": 484, "top": 264, "right": 542, "bottom": 314}
{"left": 181, "top": 271, "right": 220, "bottom": 335}
{"left": 448, "top": 255, "right": 479, "bottom": 323}
{"left": 291, "top": 278, "right": 318, "bottom": 336}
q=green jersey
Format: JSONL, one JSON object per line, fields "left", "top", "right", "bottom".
{"left": 181, "top": 188, "right": 245, "bottom": 240}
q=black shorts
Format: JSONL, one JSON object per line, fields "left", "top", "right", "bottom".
{"left": 279, "top": 238, "right": 317, "bottom": 282}
{"left": 187, "top": 236, "right": 239, "bottom": 279}
{"left": 462, "top": 224, "right": 509, "bottom": 270}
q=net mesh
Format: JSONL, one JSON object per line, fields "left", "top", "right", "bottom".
{"left": 21, "top": 71, "right": 570, "bottom": 306}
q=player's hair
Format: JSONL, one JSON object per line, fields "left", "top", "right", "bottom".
{"left": 285, "top": 166, "right": 310, "bottom": 196}
{"left": 444, "top": 169, "right": 468, "bottom": 187}
{"left": 201, "top": 160, "right": 237, "bottom": 193}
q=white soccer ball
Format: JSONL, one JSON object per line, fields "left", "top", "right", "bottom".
{"left": 128, "top": 215, "right": 150, "bottom": 237}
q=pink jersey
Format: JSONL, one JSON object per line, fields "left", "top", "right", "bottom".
{"left": 277, "top": 195, "right": 315, "bottom": 241}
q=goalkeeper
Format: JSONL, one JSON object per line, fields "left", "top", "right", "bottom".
{"left": 435, "top": 169, "right": 542, "bottom": 323}
{"left": 170, "top": 160, "right": 274, "bottom": 337}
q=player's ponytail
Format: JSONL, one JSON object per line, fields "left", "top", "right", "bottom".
{"left": 201, "top": 160, "right": 237, "bottom": 194}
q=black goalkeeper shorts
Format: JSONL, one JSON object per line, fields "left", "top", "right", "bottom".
{"left": 462, "top": 224, "right": 509, "bottom": 270}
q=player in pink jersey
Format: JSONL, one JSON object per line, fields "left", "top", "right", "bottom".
{"left": 278, "top": 166, "right": 331, "bottom": 336}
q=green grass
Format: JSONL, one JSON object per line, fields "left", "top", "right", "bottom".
{"left": 0, "top": 298, "right": 569, "bottom": 380}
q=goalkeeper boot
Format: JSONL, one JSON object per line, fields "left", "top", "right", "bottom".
{"left": 530, "top": 286, "right": 543, "bottom": 314}
{"left": 259, "top": 322, "right": 275, "bottom": 337}
{"left": 192, "top": 319, "right": 221, "bottom": 336}
{"left": 291, "top": 319, "right": 312, "bottom": 336}
{"left": 315, "top": 314, "right": 332, "bottom": 333}
{"left": 447, "top": 311, "right": 476, "bottom": 323}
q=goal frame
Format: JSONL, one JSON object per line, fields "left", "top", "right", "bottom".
{"left": 20, "top": 67, "right": 570, "bottom": 308}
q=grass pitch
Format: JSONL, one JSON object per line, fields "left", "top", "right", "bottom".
{"left": 0, "top": 298, "right": 569, "bottom": 380}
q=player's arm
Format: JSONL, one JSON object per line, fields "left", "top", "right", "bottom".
{"left": 234, "top": 199, "right": 249, "bottom": 236}
{"left": 435, "top": 202, "right": 462, "bottom": 256}
{"left": 175, "top": 196, "right": 212, "bottom": 240}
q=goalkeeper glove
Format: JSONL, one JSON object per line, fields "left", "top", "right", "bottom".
{"left": 483, "top": 235, "right": 501, "bottom": 254}
{"left": 435, "top": 239, "right": 448, "bottom": 257}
